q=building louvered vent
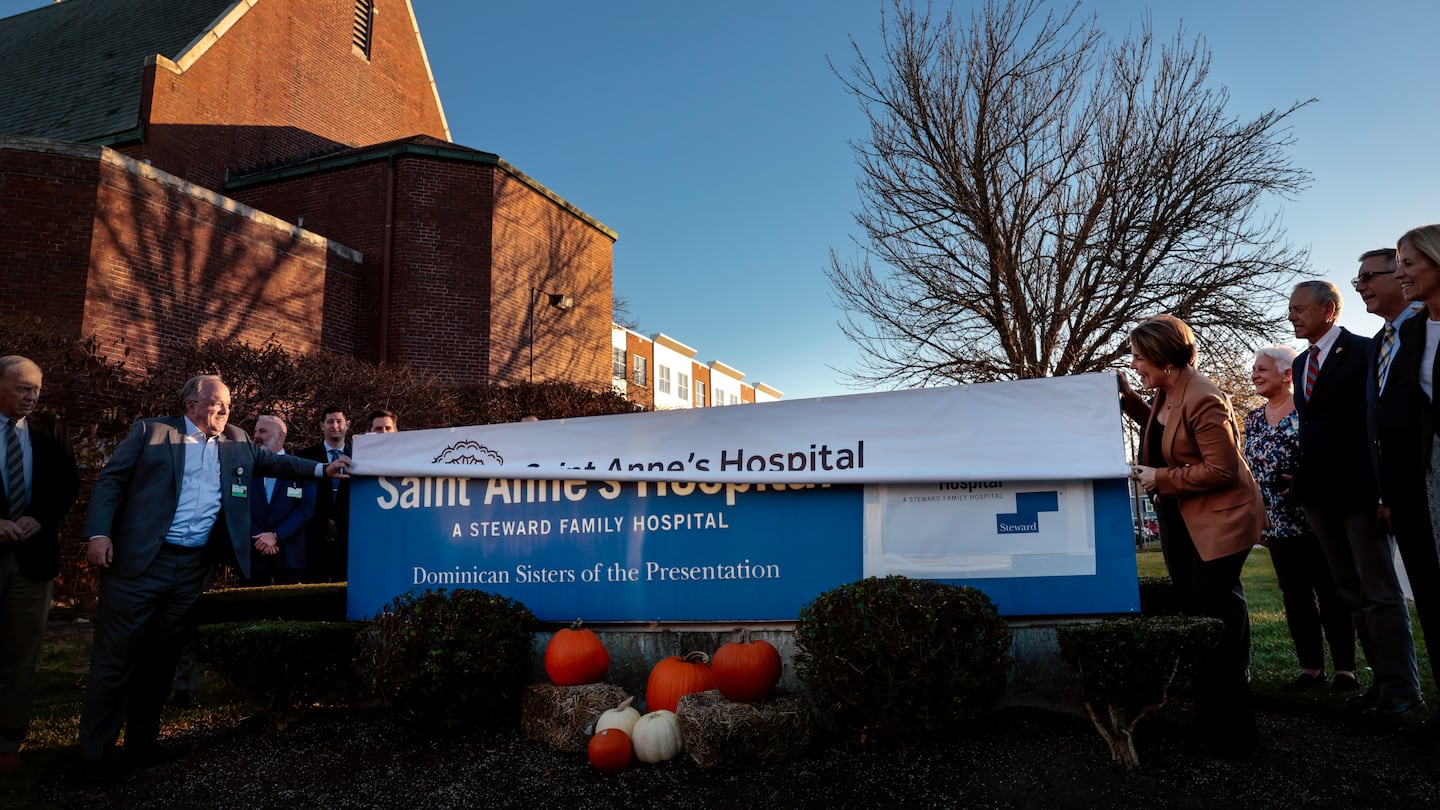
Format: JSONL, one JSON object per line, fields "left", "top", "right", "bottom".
{"left": 353, "top": 0, "right": 374, "bottom": 58}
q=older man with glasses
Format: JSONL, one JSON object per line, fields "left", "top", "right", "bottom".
{"left": 1358, "top": 247, "right": 1439, "bottom": 731}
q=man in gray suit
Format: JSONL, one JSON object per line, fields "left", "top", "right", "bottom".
{"left": 78, "top": 375, "right": 349, "bottom": 775}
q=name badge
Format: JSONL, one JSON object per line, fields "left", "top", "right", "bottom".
{"left": 231, "top": 484, "right": 248, "bottom": 498}
{"left": 287, "top": 485, "right": 304, "bottom": 499}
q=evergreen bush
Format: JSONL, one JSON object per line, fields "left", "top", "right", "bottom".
{"left": 199, "top": 620, "right": 365, "bottom": 728}
{"left": 358, "top": 588, "right": 538, "bottom": 730}
{"left": 1055, "top": 615, "right": 1222, "bottom": 770}
{"left": 794, "top": 575, "right": 1012, "bottom": 746}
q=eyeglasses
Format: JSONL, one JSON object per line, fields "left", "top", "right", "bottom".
{"left": 1351, "top": 270, "right": 1395, "bottom": 287}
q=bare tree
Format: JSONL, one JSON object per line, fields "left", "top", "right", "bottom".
{"left": 828, "top": 0, "right": 1312, "bottom": 387}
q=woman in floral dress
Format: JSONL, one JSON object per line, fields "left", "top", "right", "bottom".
{"left": 1244, "top": 345, "right": 1357, "bottom": 691}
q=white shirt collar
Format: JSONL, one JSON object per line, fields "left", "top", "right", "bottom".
{"left": 1309, "top": 323, "right": 1341, "bottom": 355}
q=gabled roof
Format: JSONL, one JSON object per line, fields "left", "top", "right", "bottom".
{"left": 0, "top": 0, "right": 239, "bottom": 143}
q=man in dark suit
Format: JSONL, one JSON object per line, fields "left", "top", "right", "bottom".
{"left": 1358, "top": 249, "right": 1440, "bottom": 713}
{"left": 78, "top": 375, "right": 349, "bottom": 773}
{"left": 244, "top": 415, "right": 316, "bottom": 586}
{"left": 299, "top": 405, "right": 351, "bottom": 583}
{"left": 0, "top": 356, "right": 79, "bottom": 774}
{"left": 1289, "top": 280, "right": 1422, "bottom": 721}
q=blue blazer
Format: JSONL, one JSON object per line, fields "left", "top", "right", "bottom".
{"left": 86, "top": 417, "right": 322, "bottom": 579}
{"left": 250, "top": 463, "right": 316, "bottom": 570}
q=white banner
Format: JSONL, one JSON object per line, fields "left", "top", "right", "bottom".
{"left": 865, "top": 481, "right": 1097, "bottom": 579}
{"left": 351, "top": 372, "right": 1129, "bottom": 484}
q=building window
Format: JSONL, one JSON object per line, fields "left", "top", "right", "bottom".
{"left": 677, "top": 372, "right": 690, "bottom": 402}
{"left": 612, "top": 346, "right": 626, "bottom": 379}
{"left": 696, "top": 381, "right": 707, "bottom": 407}
{"left": 352, "top": 0, "right": 375, "bottom": 58}
{"left": 633, "top": 356, "right": 648, "bottom": 386}
{"left": 658, "top": 366, "right": 671, "bottom": 395}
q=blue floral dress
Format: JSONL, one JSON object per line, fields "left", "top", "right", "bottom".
{"left": 1243, "top": 405, "right": 1306, "bottom": 542}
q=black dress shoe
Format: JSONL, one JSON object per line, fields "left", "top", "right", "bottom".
{"left": 78, "top": 757, "right": 127, "bottom": 785}
{"left": 1347, "top": 686, "right": 1381, "bottom": 711}
{"left": 1285, "top": 672, "right": 1327, "bottom": 690}
{"left": 1361, "top": 695, "right": 1427, "bottom": 726}
{"left": 1331, "top": 672, "right": 1360, "bottom": 692}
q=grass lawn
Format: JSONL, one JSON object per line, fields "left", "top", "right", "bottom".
{"left": 1136, "top": 546, "right": 1433, "bottom": 702}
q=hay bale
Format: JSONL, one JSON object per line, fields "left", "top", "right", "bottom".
{"left": 520, "top": 683, "right": 630, "bottom": 752}
{"left": 677, "top": 689, "right": 812, "bottom": 769}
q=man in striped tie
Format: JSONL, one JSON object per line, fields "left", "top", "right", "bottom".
{"left": 0, "top": 356, "right": 78, "bottom": 774}
{"left": 1289, "top": 280, "right": 1422, "bottom": 724}
{"left": 1357, "top": 248, "right": 1438, "bottom": 732}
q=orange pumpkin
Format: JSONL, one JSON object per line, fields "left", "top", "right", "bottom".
{"left": 711, "top": 638, "right": 782, "bottom": 702}
{"left": 645, "top": 651, "right": 715, "bottom": 713}
{"left": 544, "top": 619, "right": 610, "bottom": 686}
{"left": 587, "top": 728, "right": 632, "bottom": 772}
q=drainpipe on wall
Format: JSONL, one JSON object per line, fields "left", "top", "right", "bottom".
{"left": 379, "top": 154, "right": 396, "bottom": 362}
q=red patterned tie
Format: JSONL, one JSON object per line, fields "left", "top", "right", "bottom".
{"left": 1304, "top": 346, "right": 1320, "bottom": 399}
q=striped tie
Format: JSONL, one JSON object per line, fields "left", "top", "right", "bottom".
{"left": 1304, "top": 346, "right": 1320, "bottom": 400}
{"left": 4, "top": 419, "right": 25, "bottom": 519}
{"left": 1376, "top": 323, "right": 1398, "bottom": 394}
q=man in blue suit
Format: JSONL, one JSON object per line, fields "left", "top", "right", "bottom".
{"left": 244, "top": 415, "right": 316, "bottom": 586}
{"left": 79, "top": 375, "right": 350, "bottom": 775}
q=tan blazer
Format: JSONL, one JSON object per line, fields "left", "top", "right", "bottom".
{"left": 1126, "top": 367, "right": 1265, "bottom": 561}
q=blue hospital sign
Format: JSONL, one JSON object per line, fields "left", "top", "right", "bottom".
{"left": 346, "top": 478, "right": 864, "bottom": 621}
{"left": 345, "top": 374, "right": 1140, "bottom": 621}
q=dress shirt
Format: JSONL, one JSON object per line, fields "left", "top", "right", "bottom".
{"left": 164, "top": 417, "right": 223, "bottom": 548}
{"left": 1306, "top": 323, "right": 1342, "bottom": 375}
{"left": 0, "top": 413, "right": 32, "bottom": 500}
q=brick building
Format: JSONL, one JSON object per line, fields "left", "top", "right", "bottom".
{"left": 0, "top": 0, "right": 614, "bottom": 386}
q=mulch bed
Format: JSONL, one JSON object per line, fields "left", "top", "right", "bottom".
{"left": 16, "top": 701, "right": 1440, "bottom": 809}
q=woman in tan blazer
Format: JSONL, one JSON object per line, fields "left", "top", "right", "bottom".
{"left": 1120, "top": 314, "right": 1265, "bottom": 756}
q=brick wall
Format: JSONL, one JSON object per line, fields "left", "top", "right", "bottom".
{"left": 490, "top": 170, "right": 613, "bottom": 388}
{"left": 83, "top": 152, "right": 357, "bottom": 370}
{"left": 233, "top": 147, "right": 615, "bottom": 387}
{"left": 125, "top": 0, "right": 448, "bottom": 191}
{"left": 0, "top": 142, "right": 98, "bottom": 338}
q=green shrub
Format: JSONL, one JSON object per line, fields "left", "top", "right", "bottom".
{"left": 358, "top": 589, "right": 538, "bottom": 730}
{"left": 1137, "top": 576, "right": 1183, "bottom": 616}
{"left": 1055, "top": 616, "right": 1222, "bottom": 770}
{"left": 198, "top": 620, "right": 365, "bottom": 728}
{"left": 193, "top": 584, "right": 348, "bottom": 624}
{"left": 793, "top": 576, "right": 1012, "bottom": 746}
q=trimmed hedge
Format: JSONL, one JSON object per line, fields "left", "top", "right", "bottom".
{"left": 1056, "top": 616, "right": 1222, "bottom": 769}
{"left": 358, "top": 589, "right": 538, "bottom": 730}
{"left": 198, "top": 620, "right": 365, "bottom": 728}
{"left": 192, "top": 583, "right": 348, "bottom": 624}
{"left": 794, "top": 576, "right": 1012, "bottom": 746}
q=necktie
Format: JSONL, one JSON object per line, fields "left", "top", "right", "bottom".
{"left": 1304, "top": 346, "right": 1320, "bottom": 400}
{"left": 5, "top": 420, "right": 26, "bottom": 519}
{"left": 328, "top": 448, "right": 341, "bottom": 491}
{"left": 1376, "top": 323, "right": 1398, "bottom": 394}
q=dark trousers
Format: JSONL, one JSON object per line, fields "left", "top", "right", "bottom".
{"left": 1268, "top": 532, "right": 1356, "bottom": 672}
{"left": 1158, "top": 501, "right": 1255, "bottom": 746}
{"left": 1304, "top": 505, "right": 1419, "bottom": 700}
{"left": 78, "top": 544, "right": 210, "bottom": 760}
{"left": 0, "top": 550, "right": 51, "bottom": 752}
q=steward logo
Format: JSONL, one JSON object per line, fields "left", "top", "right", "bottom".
{"left": 996, "top": 491, "right": 1059, "bottom": 534}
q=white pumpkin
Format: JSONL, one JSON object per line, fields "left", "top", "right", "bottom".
{"left": 594, "top": 696, "right": 640, "bottom": 737}
{"left": 631, "top": 710, "right": 684, "bottom": 763}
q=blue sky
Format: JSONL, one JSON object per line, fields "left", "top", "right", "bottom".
{"left": 4, "top": 1, "right": 1435, "bottom": 398}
